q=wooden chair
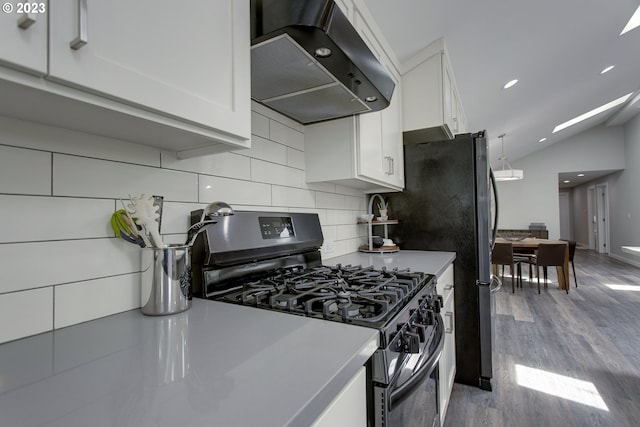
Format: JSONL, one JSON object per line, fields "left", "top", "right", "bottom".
{"left": 534, "top": 243, "right": 569, "bottom": 294}
{"left": 560, "top": 239, "right": 578, "bottom": 287}
{"left": 492, "top": 242, "right": 522, "bottom": 293}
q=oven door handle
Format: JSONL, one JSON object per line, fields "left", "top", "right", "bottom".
{"left": 389, "top": 314, "right": 445, "bottom": 408}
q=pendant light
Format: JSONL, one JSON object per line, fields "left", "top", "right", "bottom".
{"left": 494, "top": 133, "right": 524, "bottom": 181}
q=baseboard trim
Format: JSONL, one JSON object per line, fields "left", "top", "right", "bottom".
{"left": 608, "top": 253, "right": 640, "bottom": 269}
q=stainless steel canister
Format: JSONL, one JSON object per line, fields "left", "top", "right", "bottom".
{"left": 140, "top": 244, "right": 192, "bottom": 315}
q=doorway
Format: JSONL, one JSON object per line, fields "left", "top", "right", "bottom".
{"left": 594, "top": 183, "right": 610, "bottom": 254}
{"left": 559, "top": 191, "right": 571, "bottom": 240}
{"left": 587, "top": 187, "right": 596, "bottom": 250}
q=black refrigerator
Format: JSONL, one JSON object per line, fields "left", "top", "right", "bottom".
{"left": 382, "top": 131, "right": 498, "bottom": 391}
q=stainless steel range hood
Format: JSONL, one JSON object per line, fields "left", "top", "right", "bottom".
{"left": 250, "top": 0, "right": 395, "bottom": 124}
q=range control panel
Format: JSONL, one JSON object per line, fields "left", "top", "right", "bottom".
{"left": 259, "top": 216, "right": 295, "bottom": 239}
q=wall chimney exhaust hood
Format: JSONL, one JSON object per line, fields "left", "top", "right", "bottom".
{"left": 250, "top": 0, "right": 395, "bottom": 124}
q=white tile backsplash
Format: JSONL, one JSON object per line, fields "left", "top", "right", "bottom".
{"left": 0, "top": 195, "right": 114, "bottom": 243}
{"left": 286, "top": 147, "right": 305, "bottom": 169}
{"left": 0, "top": 288, "right": 53, "bottom": 344}
{"left": 0, "top": 239, "right": 140, "bottom": 294}
{"left": 270, "top": 120, "right": 305, "bottom": 150}
{"left": 0, "top": 106, "right": 367, "bottom": 343}
{"left": 0, "top": 116, "right": 160, "bottom": 167}
{"left": 316, "top": 192, "right": 347, "bottom": 209}
{"left": 251, "top": 159, "right": 304, "bottom": 187}
{"left": 272, "top": 185, "right": 316, "bottom": 208}
{"left": 336, "top": 224, "right": 360, "bottom": 240}
{"left": 251, "top": 111, "right": 270, "bottom": 139}
{"left": 54, "top": 274, "right": 140, "bottom": 329}
{"left": 0, "top": 145, "right": 51, "bottom": 195}
{"left": 199, "top": 175, "right": 272, "bottom": 206}
{"left": 160, "top": 150, "right": 250, "bottom": 180}
{"left": 241, "top": 135, "right": 287, "bottom": 165}
{"left": 53, "top": 154, "right": 199, "bottom": 202}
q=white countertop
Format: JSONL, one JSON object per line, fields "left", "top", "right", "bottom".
{"left": 0, "top": 300, "right": 378, "bottom": 427}
{"left": 0, "top": 250, "right": 454, "bottom": 427}
{"left": 324, "top": 250, "right": 456, "bottom": 278}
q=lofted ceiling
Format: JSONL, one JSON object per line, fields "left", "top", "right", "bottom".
{"left": 363, "top": 0, "right": 640, "bottom": 170}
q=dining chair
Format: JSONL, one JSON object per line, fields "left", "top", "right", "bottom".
{"left": 492, "top": 242, "right": 523, "bottom": 292}
{"left": 534, "top": 243, "right": 569, "bottom": 294}
{"left": 560, "top": 239, "right": 578, "bottom": 287}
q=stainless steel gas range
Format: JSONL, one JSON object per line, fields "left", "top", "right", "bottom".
{"left": 191, "top": 210, "right": 444, "bottom": 427}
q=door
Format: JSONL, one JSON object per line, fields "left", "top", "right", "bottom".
{"left": 587, "top": 186, "right": 596, "bottom": 250}
{"left": 559, "top": 192, "right": 571, "bottom": 240}
{"left": 596, "top": 183, "right": 609, "bottom": 254}
{"left": 381, "top": 65, "right": 404, "bottom": 188}
{"left": 47, "top": 0, "right": 250, "bottom": 142}
{"left": 382, "top": 316, "right": 444, "bottom": 427}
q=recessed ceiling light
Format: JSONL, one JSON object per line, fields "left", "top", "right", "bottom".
{"left": 601, "top": 65, "right": 615, "bottom": 74}
{"left": 577, "top": 173, "right": 585, "bottom": 177}
{"left": 503, "top": 79, "right": 518, "bottom": 89}
{"left": 552, "top": 93, "right": 633, "bottom": 133}
{"left": 564, "top": 180, "right": 571, "bottom": 183}
{"left": 620, "top": 5, "right": 640, "bottom": 35}
{"left": 539, "top": 137, "right": 547, "bottom": 143}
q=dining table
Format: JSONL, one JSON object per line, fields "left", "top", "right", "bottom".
{"left": 494, "top": 237, "right": 570, "bottom": 291}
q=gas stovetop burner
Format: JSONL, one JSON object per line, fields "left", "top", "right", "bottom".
{"left": 214, "top": 264, "right": 433, "bottom": 328}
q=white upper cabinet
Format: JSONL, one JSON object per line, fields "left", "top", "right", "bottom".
{"left": 0, "top": 1, "right": 48, "bottom": 75}
{"left": 380, "top": 63, "right": 404, "bottom": 189}
{"left": 305, "top": 68, "right": 404, "bottom": 193}
{"left": 304, "top": 0, "right": 404, "bottom": 192}
{"left": 0, "top": 0, "right": 251, "bottom": 158}
{"left": 401, "top": 38, "right": 467, "bottom": 143}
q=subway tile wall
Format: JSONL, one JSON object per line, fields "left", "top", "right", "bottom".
{"left": 0, "top": 104, "right": 367, "bottom": 344}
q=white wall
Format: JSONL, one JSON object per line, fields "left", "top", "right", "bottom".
{"left": 609, "top": 113, "right": 640, "bottom": 265}
{"left": 495, "top": 124, "right": 625, "bottom": 239}
{"left": 0, "top": 104, "right": 368, "bottom": 344}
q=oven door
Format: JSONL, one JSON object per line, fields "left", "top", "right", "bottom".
{"left": 374, "top": 315, "right": 445, "bottom": 427}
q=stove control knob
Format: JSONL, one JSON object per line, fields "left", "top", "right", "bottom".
{"left": 423, "top": 309, "right": 435, "bottom": 325}
{"left": 431, "top": 296, "right": 442, "bottom": 313}
{"left": 404, "top": 331, "right": 420, "bottom": 353}
{"left": 412, "top": 323, "right": 427, "bottom": 342}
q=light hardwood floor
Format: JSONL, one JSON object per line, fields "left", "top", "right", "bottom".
{"left": 444, "top": 250, "right": 640, "bottom": 427}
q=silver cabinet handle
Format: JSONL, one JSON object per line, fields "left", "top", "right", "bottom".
{"left": 445, "top": 311, "right": 454, "bottom": 334}
{"left": 384, "top": 156, "right": 394, "bottom": 175}
{"left": 390, "top": 157, "right": 395, "bottom": 176}
{"left": 444, "top": 284, "right": 453, "bottom": 291}
{"left": 70, "top": 0, "right": 88, "bottom": 50}
{"left": 17, "top": 13, "right": 36, "bottom": 29}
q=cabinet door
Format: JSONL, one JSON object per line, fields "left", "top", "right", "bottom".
{"left": 438, "top": 264, "right": 455, "bottom": 425}
{"left": 48, "top": 0, "right": 250, "bottom": 144}
{"left": 381, "top": 66, "right": 403, "bottom": 188}
{"left": 357, "top": 111, "right": 385, "bottom": 182}
{"left": 354, "top": 10, "right": 389, "bottom": 184}
{"left": 311, "top": 367, "right": 367, "bottom": 427}
{"left": 442, "top": 58, "right": 457, "bottom": 134}
{"left": 0, "top": 1, "right": 47, "bottom": 75}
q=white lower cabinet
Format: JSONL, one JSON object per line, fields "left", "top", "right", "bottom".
{"left": 311, "top": 367, "right": 367, "bottom": 427}
{"left": 438, "top": 264, "right": 456, "bottom": 425}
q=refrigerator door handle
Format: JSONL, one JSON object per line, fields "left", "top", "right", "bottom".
{"left": 489, "top": 274, "right": 502, "bottom": 293}
{"left": 489, "top": 168, "right": 499, "bottom": 250}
